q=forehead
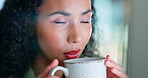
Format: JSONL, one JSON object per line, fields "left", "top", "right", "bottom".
{"left": 38, "top": 0, "right": 91, "bottom": 14}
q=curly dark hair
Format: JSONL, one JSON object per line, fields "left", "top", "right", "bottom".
{"left": 0, "top": 0, "right": 98, "bottom": 78}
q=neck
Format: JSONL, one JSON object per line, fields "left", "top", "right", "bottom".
{"left": 32, "top": 52, "right": 50, "bottom": 77}
{"left": 32, "top": 52, "right": 64, "bottom": 78}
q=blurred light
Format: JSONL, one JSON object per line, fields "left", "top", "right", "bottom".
{"left": 0, "top": 0, "right": 5, "bottom": 10}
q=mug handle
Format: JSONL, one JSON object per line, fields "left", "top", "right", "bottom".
{"left": 49, "top": 66, "right": 69, "bottom": 77}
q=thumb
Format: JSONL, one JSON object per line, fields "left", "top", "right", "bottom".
{"left": 37, "top": 59, "right": 59, "bottom": 78}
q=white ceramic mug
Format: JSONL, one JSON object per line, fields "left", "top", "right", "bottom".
{"left": 49, "top": 57, "right": 106, "bottom": 78}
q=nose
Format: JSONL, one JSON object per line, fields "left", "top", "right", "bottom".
{"left": 67, "top": 23, "right": 82, "bottom": 44}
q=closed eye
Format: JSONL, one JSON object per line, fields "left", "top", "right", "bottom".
{"left": 80, "top": 17, "right": 91, "bottom": 24}
{"left": 52, "top": 17, "right": 67, "bottom": 24}
{"left": 54, "top": 22, "right": 67, "bottom": 24}
{"left": 80, "top": 21, "right": 90, "bottom": 23}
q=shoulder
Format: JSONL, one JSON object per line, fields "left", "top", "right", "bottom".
{"left": 23, "top": 68, "right": 35, "bottom": 78}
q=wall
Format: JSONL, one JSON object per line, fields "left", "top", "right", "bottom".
{"left": 128, "top": 0, "right": 148, "bottom": 78}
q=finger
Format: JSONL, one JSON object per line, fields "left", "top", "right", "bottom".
{"left": 106, "top": 55, "right": 111, "bottom": 60}
{"left": 105, "top": 56, "right": 124, "bottom": 71}
{"left": 46, "top": 76, "right": 60, "bottom": 78}
{"left": 105, "top": 60, "right": 124, "bottom": 71}
{"left": 84, "top": 56, "right": 88, "bottom": 58}
{"left": 43, "top": 59, "right": 59, "bottom": 76}
{"left": 111, "top": 68, "right": 128, "bottom": 78}
{"left": 107, "top": 68, "right": 118, "bottom": 78}
{"left": 37, "top": 59, "right": 59, "bottom": 78}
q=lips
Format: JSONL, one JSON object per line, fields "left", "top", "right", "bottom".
{"left": 64, "top": 49, "right": 81, "bottom": 59}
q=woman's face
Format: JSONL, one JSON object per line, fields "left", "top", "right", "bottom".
{"left": 36, "top": 0, "right": 92, "bottom": 65}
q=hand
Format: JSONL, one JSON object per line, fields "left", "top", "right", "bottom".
{"left": 104, "top": 55, "right": 128, "bottom": 78}
{"left": 36, "top": 59, "right": 60, "bottom": 78}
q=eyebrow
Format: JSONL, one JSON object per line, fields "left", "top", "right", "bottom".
{"left": 48, "top": 9, "right": 92, "bottom": 16}
{"left": 82, "top": 9, "right": 92, "bottom": 15}
{"left": 48, "top": 11, "right": 70, "bottom": 16}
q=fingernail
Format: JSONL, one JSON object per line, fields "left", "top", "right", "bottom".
{"left": 106, "top": 55, "right": 111, "bottom": 60}
{"left": 52, "top": 59, "right": 59, "bottom": 65}
{"left": 108, "top": 56, "right": 111, "bottom": 60}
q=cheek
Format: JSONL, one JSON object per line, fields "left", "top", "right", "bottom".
{"left": 82, "top": 25, "right": 92, "bottom": 43}
{"left": 36, "top": 24, "right": 66, "bottom": 58}
{"left": 38, "top": 31, "right": 64, "bottom": 50}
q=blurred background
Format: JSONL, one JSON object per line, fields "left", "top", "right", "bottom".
{"left": 94, "top": 0, "right": 148, "bottom": 78}
{"left": 0, "top": 0, "right": 148, "bottom": 78}
{"left": 94, "top": 0, "right": 129, "bottom": 67}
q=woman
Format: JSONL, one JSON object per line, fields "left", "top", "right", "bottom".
{"left": 0, "top": 0, "right": 128, "bottom": 78}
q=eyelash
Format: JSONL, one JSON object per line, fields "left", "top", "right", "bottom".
{"left": 54, "top": 22, "right": 67, "bottom": 24}
{"left": 80, "top": 21, "right": 90, "bottom": 23}
{"left": 54, "top": 21, "right": 90, "bottom": 24}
